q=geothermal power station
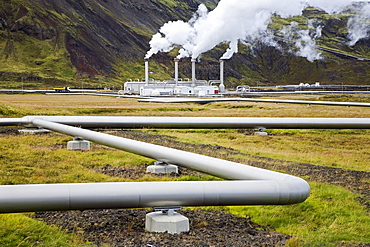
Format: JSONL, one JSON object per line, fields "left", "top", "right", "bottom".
{"left": 122, "top": 58, "right": 226, "bottom": 96}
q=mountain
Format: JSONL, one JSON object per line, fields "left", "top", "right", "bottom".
{"left": 1, "top": 0, "right": 370, "bottom": 89}
{"left": 0, "top": 0, "right": 199, "bottom": 88}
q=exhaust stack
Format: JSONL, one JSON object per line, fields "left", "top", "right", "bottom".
{"left": 174, "top": 58, "right": 179, "bottom": 86}
{"left": 191, "top": 59, "right": 196, "bottom": 87}
{"left": 144, "top": 58, "right": 149, "bottom": 86}
{"left": 219, "top": 59, "right": 225, "bottom": 93}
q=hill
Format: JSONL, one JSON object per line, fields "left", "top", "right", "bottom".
{"left": 1, "top": 0, "right": 370, "bottom": 89}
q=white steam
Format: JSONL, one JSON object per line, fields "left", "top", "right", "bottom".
{"left": 279, "top": 20, "right": 323, "bottom": 62}
{"left": 145, "top": 0, "right": 370, "bottom": 61}
{"left": 347, "top": 3, "right": 370, "bottom": 46}
{"left": 145, "top": 21, "right": 194, "bottom": 59}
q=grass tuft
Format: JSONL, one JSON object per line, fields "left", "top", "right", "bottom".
{"left": 0, "top": 95, "right": 369, "bottom": 246}
{"left": 0, "top": 103, "right": 25, "bottom": 117}
{"left": 0, "top": 214, "right": 89, "bottom": 246}
{"left": 227, "top": 183, "right": 370, "bottom": 246}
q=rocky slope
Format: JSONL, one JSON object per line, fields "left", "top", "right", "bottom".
{"left": 1, "top": 0, "right": 370, "bottom": 88}
{"left": 0, "top": 0, "right": 197, "bottom": 80}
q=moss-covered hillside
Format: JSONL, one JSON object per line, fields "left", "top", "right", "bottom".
{"left": 0, "top": 0, "right": 370, "bottom": 89}
{"left": 0, "top": 0, "right": 199, "bottom": 88}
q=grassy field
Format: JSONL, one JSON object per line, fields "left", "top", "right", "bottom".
{"left": 0, "top": 94, "right": 369, "bottom": 246}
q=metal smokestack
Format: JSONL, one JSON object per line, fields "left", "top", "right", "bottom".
{"left": 144, "top": 58, "right": 149, "bottom": 86}
{"left": 174, "top": 58, "right": 179, "bottom": 86}
{"left": 191, "top": 59, "right": 196, "bottom": 87}
{"left": 219, "top": 59, "right": 225, "bottom": 93}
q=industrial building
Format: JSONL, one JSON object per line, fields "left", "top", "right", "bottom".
{"left": 121, "top": 58, "right": 226, "bottom": 96}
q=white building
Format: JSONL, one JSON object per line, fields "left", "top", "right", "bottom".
{"left": 121, "top": 58, "right": 225, "bottom": 97}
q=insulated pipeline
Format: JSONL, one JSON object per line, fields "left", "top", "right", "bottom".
{"left": 0, "top": 180, "right": 302, "bottom": 213}
{"left": 137, "top": 97, "right": 370, "bottom": 107}
{"left": 0, "top": 118, "right": 310, "bottom": 213}
{"left": 16, "top": 116, "right": 370, "bottom": 129}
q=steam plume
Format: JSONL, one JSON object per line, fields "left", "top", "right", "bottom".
{"left": 278, "top": 20, "right": 323, "bottom": 62}
{"left": 347, "top": 3, "right": 370, "bottom": 46}
{"left": 145, "top": 0, "right": 370, "bottom": 61}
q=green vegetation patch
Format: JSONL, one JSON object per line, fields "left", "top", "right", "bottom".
{"left": 227, "top": 182, "right": 370, "bottom": 246}
{"left": 0, "top": 34, "right": 76, "bottom": 84}
{"left": 157, "top": 0, "right": 187, "bottom": 8}
{"left": 154, "top": 128, "right": 370, "bottom": 172}
{"left": 73, "top": 108, "right": 125, "bottom": 115}
{"left": 0, "top": 95, "right": 369, "bottom": 246}
{"left": 318, "top": 94, "right": 370, "bottom": 103}
{"left": 0, "top": 133, "right": 153, "bottom": 184}
{"left": 153, "top": 107, "right": 208, "bottom": 112}
{"left": 0, "top": 103, "right": 25, "bottom": 117}
{"left": 0, "top": 213, "right": 89, "bottom": 247}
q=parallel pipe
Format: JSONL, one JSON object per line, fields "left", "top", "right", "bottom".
{"left": 0, "top": 118, "right": 310, "bottom": 213}
{"left": 138, "top": 97, "right": 370, "bottom": 107}
{"left": 0, "top": 180, "right": 305, "bottom": 213}
{"left": 0, "top": 118, "right": 24, "bottom": 126}
{"left": 8, "top": 116, "right": 370, "bottom": 129}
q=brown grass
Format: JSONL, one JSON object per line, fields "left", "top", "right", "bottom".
{"left": 1, "top": 93, "right": 368, "bottom": 171}
{"left": 1, "top": 94, "right": 370, "bottom": 117}
{"left": 0, "top": 94, "right": 369, "bottom": 246}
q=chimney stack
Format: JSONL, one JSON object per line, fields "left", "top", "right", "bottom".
{"left": 191, "top": 59, "right": 196, "bottom": 87}
{"left": 174, "top": 58, "right": 179, "bottom": 86}
{"left": 144, "top": 58, "right": 149, "bottom": 86}
{"left": 219, "top": 59, "right": 225, "bottom": 93}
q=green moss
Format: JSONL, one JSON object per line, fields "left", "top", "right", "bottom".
{"left": 153, "top": 107, "right": 207, "bottom": 112}
{"left": 0, "top": 214, "right": 89, "bottom": 247}
{"left": 73, "top": 108, "right": 125, "bottom": 115}
{"left": 0, "top": 133, "right": 153, "bottom": 185}
{"left": 0, "top": 33, "right": 76, "bottom": 83}
{"left": 0, "top": 103, "right": 25, "bottom": 117}
{"left": 157, "top": 0, "right": 184, "bottom": 8}
{"left": 228, "top": 183, "right": 370, "bottom": 246}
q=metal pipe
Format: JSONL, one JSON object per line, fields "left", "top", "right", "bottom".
{"left": 174, "top": 58, "right": 179, "bottom": 86}
{"left": 0, "top": 118, "right": 310, "bottom": 213}
{"left": 138, "top": 97, "right": 370, "bottom": 107}
{"left": 15, "top": 116, "right": 370, "bottom": 129}
{"left": 0, "top": 180, "right": 305, "bottom": 213}
{"left": 219, "top": 59, "right": 225, "bottom": 93}
{"left": 237, "top": 98, "right": 370, "bottom": 107}
{"left": 0, "top": 118, "right": 24, "bottom": 126}
{"left": 191, "top": 59, "right": 196, "bottom": 87}
{"left": 144, "top": 58, "right": 149, "bottom": 86}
